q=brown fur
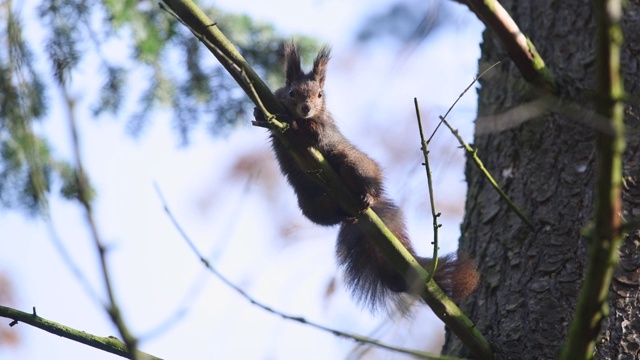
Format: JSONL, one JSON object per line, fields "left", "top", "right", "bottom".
{"left": 255, "top": 42, "right": 479, "bottom": 312}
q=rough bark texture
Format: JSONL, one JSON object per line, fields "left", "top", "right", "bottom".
{"left": 442, "top": 0, "right": 640, "bottom": 359}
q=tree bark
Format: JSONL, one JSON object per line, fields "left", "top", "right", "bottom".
{"left": 442, "top": 0, "right": 640, "bottom": 359}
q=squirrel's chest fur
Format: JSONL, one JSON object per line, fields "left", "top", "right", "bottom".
{"left": 270, "top": 116, "right": 352, "bottom": 226}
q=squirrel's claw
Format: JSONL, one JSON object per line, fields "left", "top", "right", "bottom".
{"left": 252, "top": 107, "right": 272, "bottom": 128}
{"left": 359, "top": 193, "right": 374, "bottom": 212}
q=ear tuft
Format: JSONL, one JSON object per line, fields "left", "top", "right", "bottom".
{"left": 283, "top": 42, "right": 304, "bottom": 86}
{"left": 312, "top": 45, "right": 331, "bottom": 88}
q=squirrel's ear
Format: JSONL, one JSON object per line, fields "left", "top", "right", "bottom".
{"left": 313, "top": 45, "right": 331, "bottom": 88}
{"left": 283, "top": 42, "right": 303, "bottom": 86}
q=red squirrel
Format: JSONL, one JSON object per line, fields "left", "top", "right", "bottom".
{"left": 254, "top": 42, "right": 479, "bottom": 311}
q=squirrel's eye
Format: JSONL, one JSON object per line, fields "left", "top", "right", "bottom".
{"left": 288, "top": 90, "right": 295, "bottom": 97}
{"left": 318, "top": 91, "right": 323, "bottom": 98}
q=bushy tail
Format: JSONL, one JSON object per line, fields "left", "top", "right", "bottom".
{"left": 336, "top": 198, "right": 479, "bottom": 312}
{"left": 417, "top": 254, "right": 480, "bottom": 300}
{"left": 336, "top": 199, "right": 412, "bottom": 312}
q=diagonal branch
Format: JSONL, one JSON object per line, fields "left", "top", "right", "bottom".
{"left": 159, "top": 0, "right": 492, "bottom": 358}
{"left": 456, "top": 0, "right": 555, "bottom": 91}
{"left": 426, "top": 61, "right": 535, "bottom": 229}
{"left": 440, "top": 115, "right": 535, "bottom": 230}
{"left": 154, "top": 184, "right": 462, "bottom": 360}
{"left": 0, "top": 305, "right": 161, "bottom": 360}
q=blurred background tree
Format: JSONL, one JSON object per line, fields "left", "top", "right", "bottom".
{"left": 1, "top": 0, "right": 323, "bottom": 213}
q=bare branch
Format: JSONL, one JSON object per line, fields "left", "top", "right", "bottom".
{"left": 414, "top": 98, "right": 441, "bottom": 280}
{"left": 0, "top": 305, "right": 161, "bottom": 360}
{"left": 62, "top": 86, "right": 139, "bottom": 358}
{"left": 457, "top": 0, "right": 555, "bottom": 91}
{"left": 153, "top": 183, "right": 457, "bottom": 360}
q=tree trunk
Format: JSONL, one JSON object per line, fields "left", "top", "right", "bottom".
{"left": 442, "top": 0, "right": 640, "bottom": 359}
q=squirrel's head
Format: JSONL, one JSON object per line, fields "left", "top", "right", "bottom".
{"left": 280, "top": 42, "right": 331, "bottom": 119}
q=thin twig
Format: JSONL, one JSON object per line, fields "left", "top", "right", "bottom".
{"left": 63, "top": 87, "right": 139, "bottom": 359}
{"left": 429, "top": 61, "right": 535, "bottom": 230}
{"left": 440, "top": 116, "right": 535, "bottom": 230}
{"left": 137, "top": 269, "right": 206, "bottom": 341}
{"left": 152, "top": 183, "right": 459, "bottom": 360}
{"left": 20, "top": 148, "right": 103, "bottom": 305}
{"left": 428, "top": 61, "right": 501, "bottom": 143}
{"left": 414, "top": 98, "right": 440, "bottom": 281}
{"left": 42, "top": 214, "right": 103, "bottom": 304}
{"left": 241, "top": 69, "right": 288, "bottom": 131}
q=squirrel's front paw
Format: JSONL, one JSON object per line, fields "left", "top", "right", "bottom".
{"left": 275, "top": 112, "right": 294, "bottom": 125}
{"left": 252, "top": 107, "right": 272, "bottom": 128}
{"left": 253, "top": 107, "right": 267, "bottom": 121}
{"left": 252, "top": 108, "right": 294, "bottom": 129}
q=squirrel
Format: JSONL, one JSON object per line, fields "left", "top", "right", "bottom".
{"left": 254, "top": 42, "right": 479, "bottom": 312}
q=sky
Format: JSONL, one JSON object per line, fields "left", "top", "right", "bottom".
{"left": 0, "top": 0, "right": 484, "bottom": 359}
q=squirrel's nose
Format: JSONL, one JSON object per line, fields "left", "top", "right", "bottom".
{"left": 300, "top": 104, "right": 310, "bottom": 115}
